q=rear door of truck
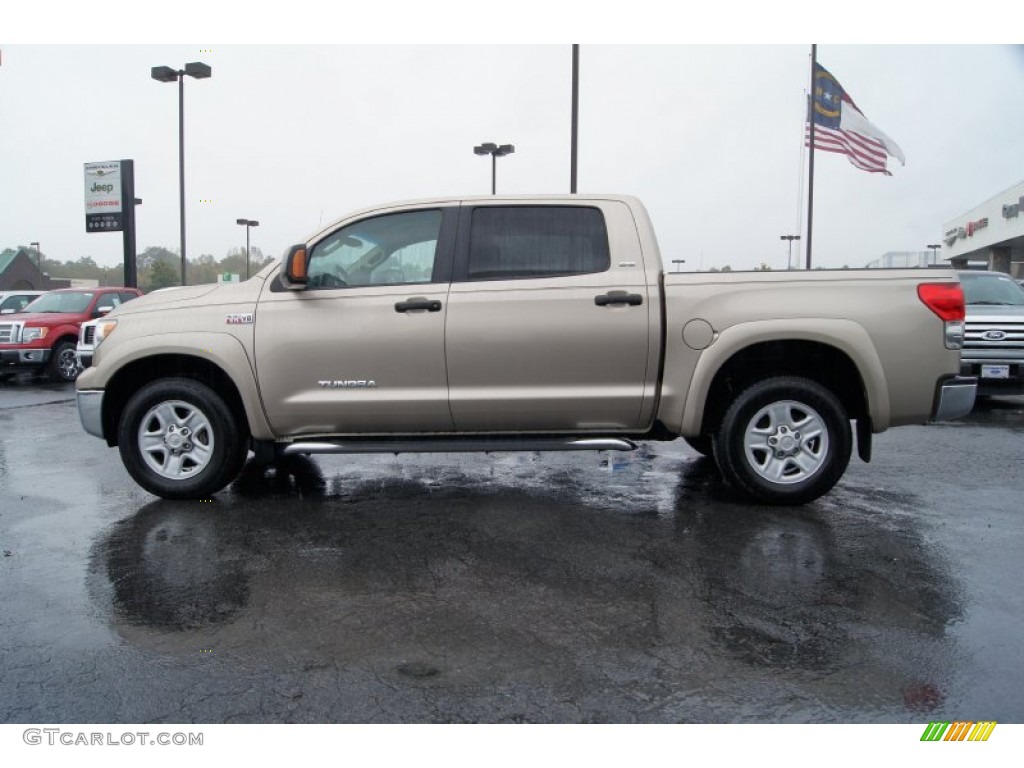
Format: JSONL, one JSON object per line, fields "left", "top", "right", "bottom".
{"left": 444, "top": 198, "right": 656, "bottom": 432}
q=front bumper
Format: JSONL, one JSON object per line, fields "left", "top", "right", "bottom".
{"left": 0, "top": 348, "right": 52, "bottom": 369}
{"left": 960, "top": 360, "right": 1024, "bottom": 396}
{"left": 77, "top": 389, "right": 105, "bottom": 439}
{"left": 932, "top": 376, "right": 977, "bottom": 421}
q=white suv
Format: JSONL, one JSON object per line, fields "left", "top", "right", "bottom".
{"left": 0, "top": 290, "right": 45, "bottom": 315}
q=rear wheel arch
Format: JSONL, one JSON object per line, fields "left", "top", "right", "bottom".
{"left": 696, "top": 339, "right": 869, "bottom": 439}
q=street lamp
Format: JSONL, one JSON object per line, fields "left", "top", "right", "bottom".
{"left": 671, "top": 259, "right": 686, "bottom": 273}
{"left": 780, "top": 234, "right": 801, "bottom": 270}
{"left": 29, "top": 241, "right": 41, "bottom": 271}
{"left": 926, "top": 243, "right": 941, "bottom": 266}
{"left": 151, "top": 61, "right": 212, "bottom": 286}
{"left": 473, "top": 142, "right": 514, "bottom": 195}
{"left": 236, "top": 219, "right": 260, "bottom": 280}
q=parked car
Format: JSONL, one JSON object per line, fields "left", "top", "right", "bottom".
{"left": 0, "top": 287, "right": 142, "bottom": 382}
{"left": 958, "top": 270, "right": 1024, "bottom": 397}
{"left": 0, "top": 290, "right": 46, "bottom": 315}
{"left": 76, "top": 195, "right": 975, "bottom": 505}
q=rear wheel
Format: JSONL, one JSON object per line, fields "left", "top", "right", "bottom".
{"left": 118, "top": 378, "right": 248, "bottom": 499}
{"left": 713, "top": 376, "right": 852, "bottom": 505}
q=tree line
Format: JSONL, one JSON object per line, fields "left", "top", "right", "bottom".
{"left": 3, "top": 246, "right": 275, "bottom": 293}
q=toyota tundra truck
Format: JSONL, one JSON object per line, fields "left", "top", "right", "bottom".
{"left": 74, "top": 195, "right": 976, "bottom": 505}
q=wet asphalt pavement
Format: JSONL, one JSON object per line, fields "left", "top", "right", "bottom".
{"left": 1, "top": 377, "right": 1022, "bottom": 723}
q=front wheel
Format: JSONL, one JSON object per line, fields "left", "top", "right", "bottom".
{"left": 713, "top": 376, "right": 852, "bottom": 505}
{"left": 118, "top": 378, "right": 249, "bottom": 499}
{"left": 48, "top": 340, "right": 81, "bottom": 382}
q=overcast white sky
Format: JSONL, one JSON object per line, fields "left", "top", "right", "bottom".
{"left": 3, "top": 5, "right": 1023, "bottom": 275}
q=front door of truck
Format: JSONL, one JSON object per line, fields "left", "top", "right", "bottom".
{"left": 444, "top": 201, "right": 654, "bottom": 432}
{"left": 254, "top": 207, "right": 456, "bottom": 436}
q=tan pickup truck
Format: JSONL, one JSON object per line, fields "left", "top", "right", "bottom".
{"left": 75, "top": 195, "right": 976, "bottom": 504}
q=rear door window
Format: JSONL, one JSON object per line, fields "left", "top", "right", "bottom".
{"left": 466, "top": 206, "right": 610, "bottom": 280}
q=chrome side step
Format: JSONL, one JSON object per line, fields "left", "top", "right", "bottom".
{"left": 280, "top": 436, "right": 637, "bottom": 457}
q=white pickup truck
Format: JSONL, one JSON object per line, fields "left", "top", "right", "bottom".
{"left": 75, "top": 195, "right": 976, "bottom": 504}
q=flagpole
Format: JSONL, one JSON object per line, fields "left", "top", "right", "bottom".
{"left": 794, "top": 88, "right": 807, "bottom": 270}
{"left": 570, "top": 44, "right": 579, "bottom": 194}
{"left": 806, "top": 44, "right": 817, "bottom": 270}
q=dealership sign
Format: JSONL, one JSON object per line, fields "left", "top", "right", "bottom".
{"left": 1003, "top": 195, "right": 1024, "bottom": 219}
{"left": 84, "top": 161, "right": 123, "bottom": 232}
{"left": 944, "top": 217, "right": 989, "bottom": 246}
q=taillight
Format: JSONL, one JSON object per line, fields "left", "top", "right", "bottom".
{"left": 918, "top": 283, "right": 965, "bottom": 350}
{"left": 917, "top": 283, "right": 965, "bottom": 321}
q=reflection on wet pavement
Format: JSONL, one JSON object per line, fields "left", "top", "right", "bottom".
{"left": 87, "top": 451, "right": 960, "bottom": 722}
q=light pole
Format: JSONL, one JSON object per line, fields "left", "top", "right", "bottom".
{"left": 672, "top": 259, "right": 686, "bottom": 273}
{"left": 926, "top": 243, "right": 941, "bottom": 267}
{"left": 151, "top": 61, "right": 212, "bottom": 286}
{"left": 236, "top": 219, "right": 260, "bottom": 279}
{"left": 473, "top": 142, "right": 514, "bottom": 195}
{"left": 29, "top": 241, "right": 41, "bottom": 271}
{"left": 780, "top": 234, "right": 801, "bottom": 270}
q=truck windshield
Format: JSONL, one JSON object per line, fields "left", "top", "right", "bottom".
{"left": 22, "top": 292, "right": 95, "bottom": 314}
{"left": 960, "top": 274, "right": 1024, "bottom": 306}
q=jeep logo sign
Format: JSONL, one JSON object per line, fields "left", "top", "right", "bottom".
{"left": 84, "top": 160, "right": 124, "bottom": 232}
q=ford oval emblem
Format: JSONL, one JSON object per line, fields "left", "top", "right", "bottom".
{"left": 983, "top": 330, "right": 1007, "bottom": 341}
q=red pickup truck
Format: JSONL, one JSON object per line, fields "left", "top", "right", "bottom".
{"left": 0, "top": 287, "right": 142, "bottom": 382}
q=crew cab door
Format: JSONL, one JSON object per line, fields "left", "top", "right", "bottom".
{"left": 254, "top": 206, "right": 456, "bottom": 436}
{"left": 444, "top": 200, "right": 656, "bottom": 432}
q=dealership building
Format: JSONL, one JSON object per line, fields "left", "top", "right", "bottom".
{"left": 943, "top": 180, "right": 1024, "bottom": 277}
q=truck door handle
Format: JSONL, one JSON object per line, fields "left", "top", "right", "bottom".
{"left": 595, "top": 291, "right": 643, "bottom": 307}
{"left": 395, "top": 298, "right": 442, "bottom": 313}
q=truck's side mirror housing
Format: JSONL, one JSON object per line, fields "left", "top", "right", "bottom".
{"left": 279, "top": 244, "right": 309, "bottom": 291}
{"left": 94, "top": 305, "right": 114, "bottom": 317}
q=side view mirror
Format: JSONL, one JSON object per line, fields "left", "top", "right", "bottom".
{"left": 0, "top": 308, "right": 14, "bottom": 315}
{"left": 279, "top": 244, "right": 308, "bottom": 291}
{"left": 95, "top": 305, "right": 114, "bottom": 317}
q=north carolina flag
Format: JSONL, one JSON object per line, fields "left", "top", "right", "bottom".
{"left": 805, "top": 63, "right": 905, "bottom": 175}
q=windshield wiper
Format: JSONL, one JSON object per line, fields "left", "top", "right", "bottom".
{"left": 969, "top": 301, "right": 1015, "bottom": 306}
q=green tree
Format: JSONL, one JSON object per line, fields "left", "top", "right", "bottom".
{"left": 188, "top": 253, "right": 220, "bottom": 285}
{"left": 146, "top": 259, "right": 179, "bottom": 291}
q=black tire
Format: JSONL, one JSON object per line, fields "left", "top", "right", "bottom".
{"left": 118, "top": 377, "right": 249, "bottom": 499}
{"left": 712, "top": 376, "right": 852, "bottom": 506}
{"left": 47, "top": 339, "right": 81, "bottom": 382}
{"left": 682, "top": 435, "right": 714, "bottom": 457}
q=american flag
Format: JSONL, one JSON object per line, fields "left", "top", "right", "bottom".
{"left": 806, "top": 63, "right": 905, "bottom": 175}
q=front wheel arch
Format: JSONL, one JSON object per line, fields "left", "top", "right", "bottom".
{"left": 101, "top": 354, "right": 251, "bottom": 448}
